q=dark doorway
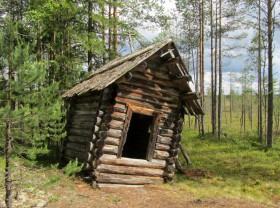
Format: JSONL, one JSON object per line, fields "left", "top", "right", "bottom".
{"left": 122, "top": 113, "right": 154, "bottom": 159}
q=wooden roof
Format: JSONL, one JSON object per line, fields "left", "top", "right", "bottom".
{"left": 62, "top": 39, "right": 204, "bottom": 115}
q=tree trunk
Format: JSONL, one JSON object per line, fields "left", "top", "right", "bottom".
{"left": 258, "top": 0, "right": 263, "bottom": 142}
{"left": 5, "top": 54, "right": 13, "bottom": 208}
{"left": 229, "top": 73, "right": 233, "bottom": 124}
{"left": 5, "top": 119, "right": 12, "bottom": 208}
{"left": 199, "top": 0, "right": 205, "bottom": 136}
{"left": 112, "top": 0, "right": 118, "bottom": 58}
{"left": 210, "top": 0, "right": 215, "bottom": 134}
{"left": 88, "top": 0, "right": 93, "bottom": 72}
{"left": 213, "top": 0, "right": 218, "bottom": 135}
{"left": 108, "top": 3, "right": 112, "bottom": 60}
{"left": 218, "top": 0, "right": 222, "bottom": 140}
{"left": 266, "top": 0, "right": 273, "bottom": 148}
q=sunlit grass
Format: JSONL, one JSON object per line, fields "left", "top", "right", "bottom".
{"left": 176, "top": 124, "right": 280, "bottom": 205}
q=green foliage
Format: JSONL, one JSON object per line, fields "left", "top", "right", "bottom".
{"left": 0, "top": 16, "right": 66, "bottom": 159}
{"left": 62, "top": 159, "right": 83, "bottom": 177}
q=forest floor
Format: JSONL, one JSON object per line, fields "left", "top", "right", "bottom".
{"left": 0, "top": 166, "right": 278, "bottom": 208}
{"left": 1, "top": 131, "right": 280, "bottom": 208}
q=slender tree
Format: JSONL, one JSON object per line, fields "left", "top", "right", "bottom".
{"left": 88, "top": 0, "right": 93, "bottom": 72}
{"left": 258, "top": 0, "right": 263, "bottom": 142}
{"left": 210, "top": 0, "right": 216, "bottom": 134}
{"left": 218, "top": 0, "right": 222, "bottom": 140}
{"left": 266, "top": 0, "right": 273, "bottom": 148}
{"left": 199, "top": 0, "right": 205, "bottom": 136}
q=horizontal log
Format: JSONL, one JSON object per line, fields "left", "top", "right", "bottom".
{"left": 103, "top": 145, "right": 118, "bottom": 155}
{"left": 97, "top": 164, "right": 165, "bottom": 177}
{"left": 109, "top": 120, "right": 124, "bottom": 130}
{"left": 153, "top": 150, "right": 170, "bottom": 160}
{"left": 155, "top": 143, "right": 170, "bottom": 151}
{"left": 99, "top": 154, "right": 166, "bottom": 169}
{"left": 157, "top": 135, "right": 172, "bottom": 145}
{"left": 67, "top": 135, "right": 96, "bottom": 144}
{"left": 134, "top": 68, "right": 171, "bottom": 81}
{"left": 65, "top": 141, "right": 94, "bottom": 152}
{"left": 69, "top": 121, "right": 95, "bottom": 130}
{"left": 64, "top": 149, "right": 92, "bottom": 162}
{"left": 97, "top": 173, "right": 163, "bottom": 185}
{"left": 117, "top": 90, "right": 179, "bottom": 108}
{"left": 132, "top": 72, "right": 177, "bottom": 88}
{"left": 127, "top": 105, "right": 156, "bottom": 116}
{"left": 123, "top": 78, "right": 180, "bottom": 97}
{"left": 111, "top": 112, "right": 126, "bottom": 121}
{"left": 75, "top": 102, "right": 99, "bottom": 110}
{"left": 75, "top": 95, "right": 100, "bottom": 103}
{"left": 114, "top": 103, "right": 127, "bottom": 113}
{"left": 70, "top": 114, "right": 96, "bottom": 122}
{"left": 68, "top": 128, "right": 93, "bottom": 137}
{"left": 118, "top": 84, "right": 179, "bottom": 104}
{"left": 71, "top": 109, "right": 98, "bottom": 116}
{"left": 98, "top": 183, "right": 144, "bottom": 188}
{"left": 107, "top": 129, "right": 122, "bottom": 138}
{"left": 104, "top": 137, "right": 120, "bottom": 146}
{"left": 159, "top": 128, "right": 174, "bottom": 137}
{"left": 116, "top": 97, "right": 178, "bottom": 115}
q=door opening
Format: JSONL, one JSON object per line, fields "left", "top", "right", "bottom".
{"left": 122, "top": 113, "right": 154, "bottom": 159}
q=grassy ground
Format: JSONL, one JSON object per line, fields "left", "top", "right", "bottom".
{"left": 176, "top": 128, "right": 280, "bottom": 205}
{"left": 1, "top": 129, "right": 280, "bottom": 207}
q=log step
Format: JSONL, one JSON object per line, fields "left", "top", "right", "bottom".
{"left": 97, "top": 173, "right": 163, "bottom": 185}
{"left": 99, "top": 154, "right": 166, "bottom": 169}
{"left": 98, "top": 183, "right": 144, "bottom": 188}
{"left": 97, "top": 164, "right": 165, "bottom": 177}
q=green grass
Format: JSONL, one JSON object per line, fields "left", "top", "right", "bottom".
{"left": 173, "top": 128, "right": 280, "bottom": 205}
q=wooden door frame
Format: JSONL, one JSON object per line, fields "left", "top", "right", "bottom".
{"left": 117, "top": 104, "right": 161, "bottom": 161}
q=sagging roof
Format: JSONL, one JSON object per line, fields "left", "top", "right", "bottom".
{"left": 62, "top": 39, "right": 204, "bottom": 115}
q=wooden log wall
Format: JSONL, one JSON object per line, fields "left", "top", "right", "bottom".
{"left": 96, "top": 54, "right": 183, "bottom": 186}
{"left": 63, "top": 93, "right": 102, "bottom": 171}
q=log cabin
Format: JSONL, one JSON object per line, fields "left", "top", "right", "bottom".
{"left": 61, "top": 39, "right": 204, "bottom": 188}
